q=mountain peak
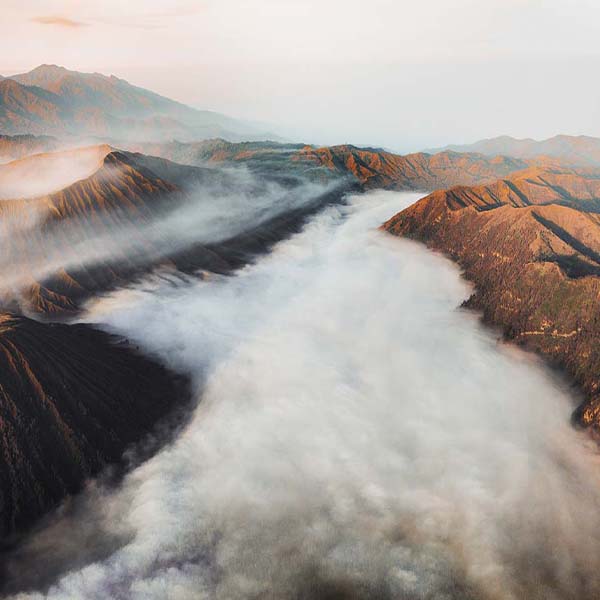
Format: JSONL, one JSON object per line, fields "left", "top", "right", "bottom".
{"left": 30, "top": 64, "right": 69, "bottom": 74}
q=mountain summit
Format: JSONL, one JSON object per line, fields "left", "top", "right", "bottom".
{"left": 0, "top": 65, "right": 274, "bottom": 142}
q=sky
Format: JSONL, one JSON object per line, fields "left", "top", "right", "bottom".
{"left": 2, "top": 0, "right": 600, "bottom": 151}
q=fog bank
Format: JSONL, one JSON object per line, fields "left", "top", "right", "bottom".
{"left": 5, "top": 191, "right": 600, "bottom": 600}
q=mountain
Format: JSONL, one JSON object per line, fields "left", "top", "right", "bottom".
{"left": 0, "top": 65, "right": 274, "bottom": 142}
{"left": 427, "top": 135, "right": 600, "bottom": 166}
{"left": 0, "top": 313, "right": 189, "bottom": 539}
{"left": 382, "top": 165, "right": 600, "bottom": 431}
{"left": 0, "top": 138, "right": 563, "bottom": 316}
{"left": 123, "top": 139, "right": 533, "bottom": 190}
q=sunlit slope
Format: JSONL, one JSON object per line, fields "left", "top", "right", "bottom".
{"left": 383, "top": 165, "right": 600, "bottom": 431}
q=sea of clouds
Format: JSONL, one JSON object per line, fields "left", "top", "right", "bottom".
{"left": 5, "top": 191, "right": 600, "bottom": 600}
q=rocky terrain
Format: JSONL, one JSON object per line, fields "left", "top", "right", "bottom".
{"left": 0, "top": 65, "right": 272, "bottom": 141}
{"left": 0, "top": 313, "right": 190, "bottom": 540}
{"left": 383, "top": 165, "right": 600, "bottom": 431}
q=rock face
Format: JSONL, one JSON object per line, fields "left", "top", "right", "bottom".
{"left": 427, "top": 134, "right": 600, "bottom": 167}
{"left": 125, "top": 139, "right": 534, "bottom": 191}
{"left": 383, "top": 166, "right": 600, "bottom": 430}
{"left": 0, "top": 313, "right": 190, "bottom": 539}
{"left": 0, "top": 65, "right": 270, "bottom": 141}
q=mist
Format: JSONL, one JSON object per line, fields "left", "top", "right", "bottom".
{"left": 3, "top": 190, "right": 600, "bottom": 599}
{"left": 0, "top": 156, "right": 340, "bottom": 306}
{"left": 0, "top": 146, "right": 110, "bottom": 200}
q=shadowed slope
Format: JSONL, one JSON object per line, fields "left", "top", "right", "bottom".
{"left": 0, "top": 313, "right": 190, "bottom": 540}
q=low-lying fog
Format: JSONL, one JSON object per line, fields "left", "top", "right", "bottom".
{"left": 0, "top": 146, "right": 110, "bottom": 200}
{"left": 5, "top": 191, "right": 600, "bottom": 600}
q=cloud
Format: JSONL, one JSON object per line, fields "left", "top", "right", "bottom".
{"left": 0, "top": 153, "right": 340, "bottom": 312}
{"left": 30, "top": 15, "right": 87, "bottom": 28}
{"left": 5, "top": 191, "right": 600, "bottom": 599}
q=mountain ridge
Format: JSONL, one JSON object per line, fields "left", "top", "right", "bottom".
{"left": 0, "top": 312, "right": 190, "bottom": 540}
{"left": 426, "top": 134, "right": 600, "bottom": 166}
{"left": 0, "top": 65, "right": 276, "bottom": 142}
{"left": 382, "top": 165, "right": 600, "bottom": 432}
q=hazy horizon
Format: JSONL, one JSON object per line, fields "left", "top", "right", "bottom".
{"left": 3, "top": 0, "right": 600, "bottom": 152}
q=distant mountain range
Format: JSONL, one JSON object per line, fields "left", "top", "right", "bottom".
{"left": 0, "top": 65, "right": 277, "bottom": 142}
{"left": 122, "top": 138, "right": 537, "bottom": 190}
{"left": 427, "top": 135, "right": 600, "bottom": 166}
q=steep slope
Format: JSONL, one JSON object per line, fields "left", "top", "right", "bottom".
{"left": 0, "top": 313, "right": 189, "bottom": 539}
{"left": 0, "top": 65, "right": 273, "bottom": 141}
{"left": 428, "top": 134, "right": 600, "bottom": 166}
{"left": 125, "top": 139, "right": 532, "bottom": 190}
{"left": 383, "top": 167, "right": 600, "bottom": 431}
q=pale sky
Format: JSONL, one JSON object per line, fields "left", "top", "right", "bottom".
{"left": 2, "top": 0, "right": 600, "bottom": 151}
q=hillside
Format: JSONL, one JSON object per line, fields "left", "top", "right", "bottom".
{"left": 0, "top": 313, "right": 189, "bottom": 539}
{"left": 428, "top": 135, "right": 600, "bottom": 166}
{"left": 0, "top": 65, "right": 273, "bottom": 141}
{"left": 383, "top": 166, "right": 600, "bottom": 431}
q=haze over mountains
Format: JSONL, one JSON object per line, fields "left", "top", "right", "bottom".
{"left": 6, "top": 60, "right": 600, "bottom": 599}
{"left": 428, "top": 135, "right": 600, "bottom": 166}
{"left": 0, "top": 65, "right": 275, "bottom": 142}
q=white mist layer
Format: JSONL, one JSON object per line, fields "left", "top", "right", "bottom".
{"left": 0, "top": 146, "right": 110, "bottom": 200}
{"left": 9, "top": 191, "right": 600, "bottom": 600}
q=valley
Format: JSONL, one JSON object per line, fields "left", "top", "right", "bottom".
{"left": 2, "top": 57, "right": 600, "bottom": 600}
